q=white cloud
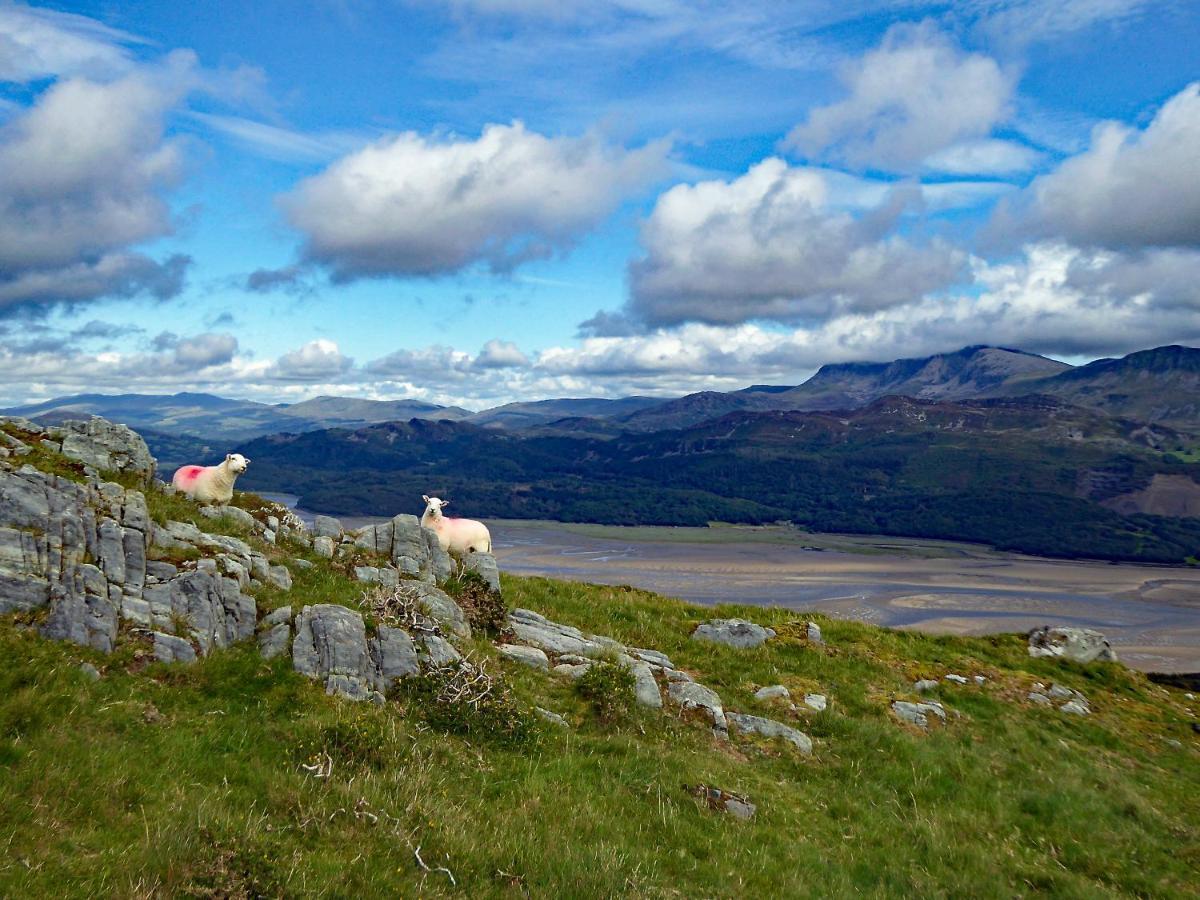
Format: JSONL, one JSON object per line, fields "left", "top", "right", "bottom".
{"left": 1002, "top": 82, "right": 1200, "bottom": 249}
{"left": 614, "top": 157, "right": 966, "bottom": 329}
{"left": 269, "top": 339, "right": 354, "bottom": 381}
{"left": 0, "top": 1, "right": 146, "bottom": 82}
{"left": 476, "top": 339, "right": 530, "bottom": 369}
{"left": 190, "top": 112, "right": 365, "bottom": 163}
{"left": 785, "top": 23, "right": 1015, "bottom": 172}
{"left": 281, "top": 121, "right": 670, "bottom": 280}
{"left": 0, "top": 52, "right": 198, "bottom": 311}
{"left": 922, "top": 138, "right": 1043, "bottom": 176}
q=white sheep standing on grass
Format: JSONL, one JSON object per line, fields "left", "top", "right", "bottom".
{"left": 171, "top": 453, "right": 250, "bottom": 504}
{"left": 421, "top": 495, "right": 492, "bottom": 555}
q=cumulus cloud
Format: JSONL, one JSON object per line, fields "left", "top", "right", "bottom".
{"left": 612, "top": 158, "right": 966, "bottom": 330}
{"left": 555, "top": 242, "right": 1200, "bottom": 391}
{"left": 785, "top": 23, "right": 1016, "bottom": 172}
{"left": 171, "top": 332, "right": 238, "bottom": 369}
{"left": 269, "top": 339, "right": 354, "bottom": 381}
{"left": 999, "top": 82, "right": 1200, "bottom": 249}
{"left": 475, "top": 339, "right": 530, "bottom": 369}
{"left": 280, "top": 121, "right": 670, "bottom": 280}
{"left": 0, "top": 53, "right": 197, "bottom": 312}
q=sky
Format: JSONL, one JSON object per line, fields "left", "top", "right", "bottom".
{"left": 0, "top": 0, "right": 1197, "bottom": 410}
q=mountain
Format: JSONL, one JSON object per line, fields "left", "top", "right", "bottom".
{"left": 996, "top": 345, "right": 1200, "bottom": 428}
{"left": 2, "top": 391, "right": 469, "bottom": 441}
{"left": 237, "top": 395, "right": 1200, "bottom": 564}
{"left": 464, "top": 396, "right": 661, "bottom": 429}
{"left": 274, "top": 395, "right": 471, "bottom": 426}
{"left": 776, "top": 344, "right": 1071, "bottom": 409}
{"left": 619, "top": 346, "right": 1072, "bottom": 432}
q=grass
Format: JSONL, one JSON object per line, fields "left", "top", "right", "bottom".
{"left": 1, "top": 569, "right": 1197, "bottom": 897}
{"left": 1, "top": 439, "right": 1197, "bottom": 896}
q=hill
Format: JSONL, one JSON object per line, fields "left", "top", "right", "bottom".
{"left": 619, "top": 346, "right": 1071, "bottom": 432}
{"left": 997, "top": 345, "right": 1200, "bottom": 428}
{"left": 1, "top": 391, "right": 469, "bottom": 441}
{"left": 234, "top": 395, "right": 1200, "bottom": 564}
{"left": 464, "top": 396, "right": 662, "bottom": 429}
{"left": 0, "top": 419, "right": 1197, "bottom": 896}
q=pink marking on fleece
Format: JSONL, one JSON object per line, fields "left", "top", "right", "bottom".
{"left": 177, "top": 465, "right": 204, "bottom": 484}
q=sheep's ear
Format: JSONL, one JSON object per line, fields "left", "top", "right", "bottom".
{"left": 442, "top": 499, "right": 450, "bottom": 507}
{"left": 422, "top": 494, "right": 430, "bottom": 503}
{"left": 225, "top": 453, "right": 232, "bottom": 461}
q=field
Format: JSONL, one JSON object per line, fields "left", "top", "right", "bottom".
{"left": 2, "top": 566, "right": 1198, "bottom": 897}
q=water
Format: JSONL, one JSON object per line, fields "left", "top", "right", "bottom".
{"left": 261, "top": 495, "right": 1200, "bottom": 671}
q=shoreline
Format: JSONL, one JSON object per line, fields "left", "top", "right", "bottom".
{"left": 260, "top": 495, "right": 1200, "bottom": 672}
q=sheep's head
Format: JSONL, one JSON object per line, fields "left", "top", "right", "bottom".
{"left": 422, "top": 494, "right": 448, "bottom": 519}
{"left": 225, "top": 453, "right": 250, "bottom": 474}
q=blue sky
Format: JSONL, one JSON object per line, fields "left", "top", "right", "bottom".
{"left": 0, "top": 0, "right": 1197, "bottom": 408}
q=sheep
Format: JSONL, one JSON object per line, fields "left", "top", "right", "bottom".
{"left": 171, "top": 453, "right": 250, "bottom": 504}
{"left": 420, "top": 495, "right": 492, "bottom": 555}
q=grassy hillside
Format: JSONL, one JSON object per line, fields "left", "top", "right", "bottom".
{"left": 2, "top": 559, "right": 1198, "bottom": 896}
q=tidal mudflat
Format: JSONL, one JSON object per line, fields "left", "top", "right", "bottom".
{"left": 262, "top": 496, "right": 1200, "bottom": 672}
{"left": 491, "top": 521, "right": 1200, "bottom": 673}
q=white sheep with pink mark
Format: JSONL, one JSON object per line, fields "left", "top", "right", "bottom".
{"left": 171, "top": 453, "right": 250, "bottom": 504}
{"left": 421, "top": 495, "right": 492, "bottom": 555}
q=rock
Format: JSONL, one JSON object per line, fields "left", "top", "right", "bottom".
{"left": 1027, "top": 691, "right": 1053, "bottom": 706}
{"left": 1028, "top": 626, "right": 1118, "bottom": 663}
{"left": 267, "top": 565, "right": 293, "bottom": 591}
{"left": 463, "top": 551, "right": 501, "bottom": 594}
{"left": 553, "top": 662, "right": 592, "bottom": 680}
{"left": 405, "top": 582, "right": 471, "bottom": 639}
{"left": 803, "top": 693, "right": 827, "bottom": 712}
{"left": 1048, "top": 683, "right": 1073, "bottom": 700}
{"left": 354, "top": 565, "right": 381, "bottom": 584}
{"left": 691, "top": 618, "right": 775, "bottom": 649}
{"left": 807, "top": 622, "right": 823, "bottom": 644}
{"left": 727, "top": 712, "right": 813, "bottom": 754}
{"left": 261, "top": 605, "right": 293, "bottom": 628}
{"left": 198, "top": 505, "right": 257, "bottom": 530}
{"left": 313, "top": 536, "right": 335, "bottom": 559}
{"left": 664, "top": 668, "right": 694, "bottom": 683}
{"left": 79, "top": 662, "right": 101, "bottom": 681}
{"left": 312, "top": 515, "right": 343, "bottom": 539}
{"left": 536, "top": 707, "right": 569, "bottom": 727}
{"left": 723, "top": 797, "right": 757, "bottom": 820}
{"left": 153, "top": 631, "right": 198, "bottom": 664}
{"left": 755, "top": 685, "right": 791, "bottom": 702}
{"left": 417, "top": 632, "right": 462, "bottom": 667}
{"left": 58, "top": 417, "right": 155, "bottom": 484}
{"left": 389, "top": 514, "right": 449, "bottom": 583}
{"left": 630, "top": 660, "right": 663, "bottom": 708}
{"left": 1060, "top": 699, "right": 1090, "bottom": 715}
{"left": 944, "top": 674, "right": 969, "bottom": 685}
{"left": 145, "top": 560, "right": 178, "bottom": 581}
{"left": 258, "top": 623, "right": 290, "bottom": 659}
{"left": 369, "top": 626, "right": 420, "bottom": 687}
{"left": 292, "top": 558, "right": 314, "bottom": 570}
{"left": 914, "top": 679, "right": 940, "bottom": 693}
{"left": 667, "top": 680, "right": 728, "bottom": 734}
{"left": 507, "top": 609, "right": 610, "bottom": 658}
{"left": 692, "top": 784, "right": 756, "bottom": 820}
{"left": 974, "top": 675, "right": 987, "bottom": 685}
{"left": 891, "top": 700, "right": 946, "bottom": 729}
{"left": 630, "top": 648, "right": 674, "bottom": 668}
{"left": 155, "top": 570, "right": 256, "bottom": 654}
{"left": 498, "top": 644, "right": 550, "bottom": 669}
{"left": 292, "top": 604, "right": 379, "bottom": 701}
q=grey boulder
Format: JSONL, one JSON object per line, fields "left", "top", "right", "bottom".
{"left": 691, "top": 619, "right": 775, "bottom": 649}
{"left": 1028, "top": 626, "right": 1118, "bottom": 663}
{"left": 726, "top": 712, "right": 813, "bottom": 754}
